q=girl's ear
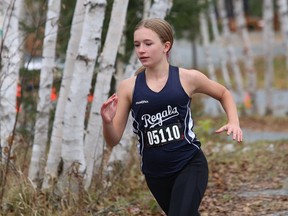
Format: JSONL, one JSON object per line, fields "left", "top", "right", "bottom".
{"left": 164, "top": 41, "right": 171, "bottom": 53}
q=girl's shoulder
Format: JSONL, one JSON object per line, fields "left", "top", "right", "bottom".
{"left": 178, "top": 67, "right": 206, "bottom": 82}
{"left": 179, "top": 67, "right": 203, "bottom": 76}
{"left": 178, "top": 67, "right": 210, "bottom": 96}
{"left": 117, "top": 76, "right": 137, "bottom": 103}
{"left": 119, "top": 76, "right": 136, "bottom": 89}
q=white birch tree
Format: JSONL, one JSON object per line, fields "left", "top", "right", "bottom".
{"left": 199, "top": 4, "right": 217, "bottom": 81}
{"left": 28, "top": 0, "right": 61, "bottom": 187}
{"left": 143, "top": 0, "right": 151, "bottom": 19}
{"left": 234, "top": 0, "right": 257, "bottom": 113}
{"left": 199, "top": 1, "right": 221, "bottom": 116}
{"left": 106, "top": 0, "right": 173, "bottom": 177}
{"left": 263, "top": 0, "right": 274, "bottom": 115}
{"left": 148, "top": 0, "right": 173, "bottom": 19}
{"left": 83, "top": 0, "right": 129, "bottom": 189}
{"left": 59, "top": 0, "right": 106, "bottom": 192}
{"left": 42, "top": 0, "right": 85, "bottom": 189}
{"left": 276, "top": 0, "right": 288, "bottom": 75}
{"left": 208, "top": 0, "right": 231, "bottom": 89}
{"left": 16, "top": 0, "right": 25, "bottom": 67}
{"left": 0, "top": 0, "right": 21, "bottom": 161}
{"left": 217, "top": 0, "right": 245, "bottom": 103}
{"left": 124, "top": 0, "right": 173, "bottom": 80}
{"left": 0, "top": 6, "right": 3, "bottom": 42}
{"left": 105, "top": 0, "right": 154, "bottom": 178}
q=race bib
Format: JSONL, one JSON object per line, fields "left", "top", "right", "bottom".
{"left": 144, "top": 123, "right": 184, "bottom": 147}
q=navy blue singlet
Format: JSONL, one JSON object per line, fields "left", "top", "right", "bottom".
{"left": 131, "top": 65, "right": 201, "bottom": 178}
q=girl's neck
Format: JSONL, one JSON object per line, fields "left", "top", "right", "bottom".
{"left": 145, "top": 62, "right": 169, "bottom": 79}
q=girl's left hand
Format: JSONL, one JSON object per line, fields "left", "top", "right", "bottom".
{"left": 215, "top": 123, "right": 243, "bottom": 142}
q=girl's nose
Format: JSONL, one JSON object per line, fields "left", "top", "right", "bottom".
{"left": 138, "top": 44, "right": 145, "bottom": 52}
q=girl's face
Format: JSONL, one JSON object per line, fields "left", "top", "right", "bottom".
{"left": 134, "top": 27, "right": 170, "bottom": 68}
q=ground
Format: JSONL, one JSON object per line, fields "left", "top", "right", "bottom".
{"left": 97, "top": 116, "right": 288, "bottom": 216}
{"left": 200, "top": 116, "right": 288, "bottom": 215}
{"left": 239, "top": 116, "right": 288, "bottom": 132}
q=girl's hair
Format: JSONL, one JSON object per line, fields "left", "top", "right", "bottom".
{"left": 134, "top": 18, "right": 174, "bottom": 75}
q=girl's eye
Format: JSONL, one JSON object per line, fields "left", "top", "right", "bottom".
{"left": 146, "top": 43, "right": 152, "bottom": 46}
{"left": 134, "top": 44, "right": 140, "bottom": 47}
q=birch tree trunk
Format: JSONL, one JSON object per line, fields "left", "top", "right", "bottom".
{"left": 208, "top": 0, "right": 231, "bottom": 89}
{"left": 106, "top": 1, "right": 155, "bottom": 177}
{"left": 276, "top": 0, "right": 288, "bottom": 77}
{"left": 0, "top": 7, "right": 3, "bottom": 42}
{"left": 143, "top": 0, "right": 151, "bottom": 19}
{"left": 59, "top": 0, "right": 106, "bottom": 192}
{"left": 0, "top": 0, "right": 21, "bottom": 161}
{"left": 148, "top": 0, "right": 173, "bottom": 19}
{"left": 17, "top": 0, "right": 25, "bottom": 67}
{"left": 199, "top": 5, "right": 217, "bottom": 81}
{"left": 83, "top": 0, "right": 129, "bottom": 189}
{"left": 42, "top": 0, "right": 85, "bottom": 189}
{"left": 263, "top": 0, "right": 274, "bottom": 115}
{"left": 123, "top": 0, "right": 172, "bottom": 80}
{"left": 28, "top": 0, "right": 61, "bottom": 187}
{"left": 217, "top": 0, "right": 245, "bottom": 103}
{"left": 199, "top": 1, "right": 221, "bottom": 117}
{"left": 107, "top": 0, "right": 173, "bottom": 179}
{"left": 234, "top": 0, "right": 257, "bottom": 113}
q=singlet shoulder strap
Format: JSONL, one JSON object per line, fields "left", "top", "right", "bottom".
{"left": 168, "top": 65, "right": 180, "bottom": 83}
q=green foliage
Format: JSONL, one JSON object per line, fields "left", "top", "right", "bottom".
{"left": 196, "top": 118, "right": 213, "bottom": 133}
{"left": 123, "top": 0, "right": 143, "bottom": 62}
{"left": 101, "top": 0, "right": 114, "bottom": 50}
{"left": 166, "top": 0, "right": 208, "bottom": 41}
{"left": 245, "top": 0, "right": 264, "bottom": 17}
{"left": 18, "top": 68, "right": 39, "bottom": 126}
{"left": 57, "top": 0, "right": 77, "bottom": 56}
{"left": 194, "top": 118, "right": 214, "bottom": 143}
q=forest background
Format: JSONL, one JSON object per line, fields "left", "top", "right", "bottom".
{"left": 0, "top": 0, "right": 288, "bottom": 215}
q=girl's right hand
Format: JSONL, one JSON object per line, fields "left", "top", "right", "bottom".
{"left": 100, "top": 93, "right": 118, "bottom": 124}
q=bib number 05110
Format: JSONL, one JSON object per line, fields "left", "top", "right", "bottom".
{"left": 145, "top": 123, "right": 183, "bottom": 147}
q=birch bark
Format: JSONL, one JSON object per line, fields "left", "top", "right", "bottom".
{"left": 234, "top": 0, "right": 257, "bottom": 113}
{"left": 28, "top": 0, "right": 61, "bottom": 187}
{"left": 124, "top": 0, "right": 173, "bottom": 79}
{"left": 199, "top": 5, "right": 217, "bottom": 81}
{"left": 199, "top": 1, "right": 221, "bottom": 116}
{"left": 107, "top": 0, "right": 152, "bottom": 169}
{"left": 149, "top": 0, "right": 173, "bottom": 19}
{"left": 42, "top": 0, "right": 85, "bottom": 189}
{"left": 263, "top": 0, "right": 274, "bottom": 114}
{"left": 276, "top": 0, "right": 288, "bottom": 76}
{"left": 59, "top": 0, "right": 106, "bottom": 192}
{"left": 83, "top": 0, "right": 129, "bottom": 189}
{"left": 208, "top": 0, "right": 231, "bottom": 89}
{"left": 0, "top": 0, "right": 21, "bottom": 161}
{"left": 217, "top": 0, "right": 245, "bottom": 102}
{"left": 143, "top": 0, "right": 151, "bottom": 19}
{"left": 108, "top": 0, "right": 173, "bottom": 178}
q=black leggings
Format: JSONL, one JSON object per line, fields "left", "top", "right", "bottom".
{"left": 145, "top": 150, "right": 209, "bottom": 216}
